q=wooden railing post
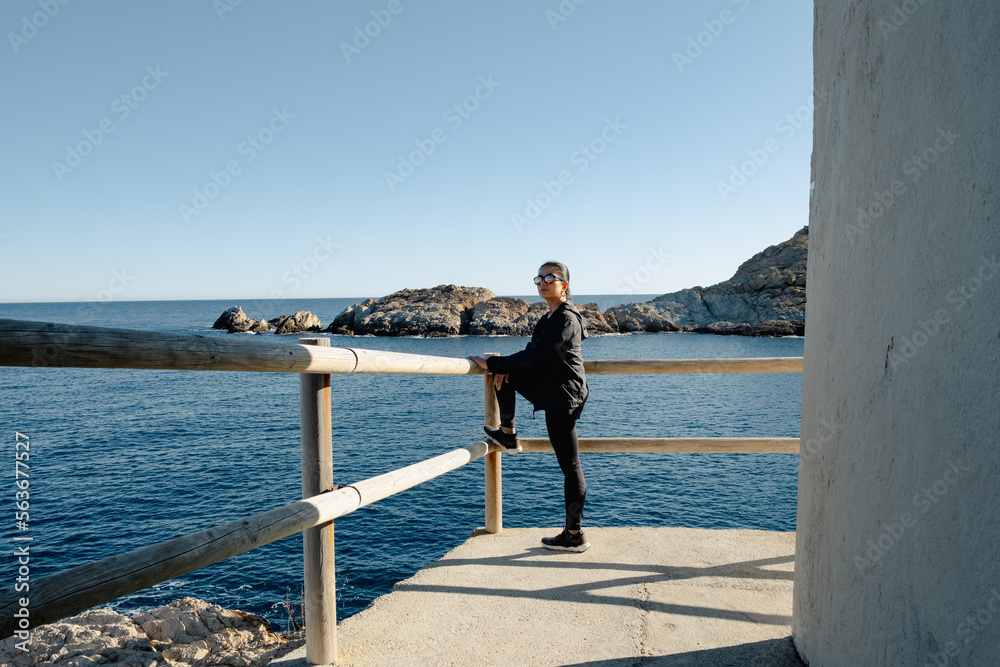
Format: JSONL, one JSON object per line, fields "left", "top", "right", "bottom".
{"left": 299, "top": 337, "right": 336, "bottom": 665}
{"left": 483, "top": 353, "right": 502, "bottom": 533}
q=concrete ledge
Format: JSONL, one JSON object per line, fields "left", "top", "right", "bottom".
{"left": 274, "top": 527, "right": 801, "bottom": 666}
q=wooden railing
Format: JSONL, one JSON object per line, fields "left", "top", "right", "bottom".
{"left": 0, "top": 319, "right": 803, "bottom": 664}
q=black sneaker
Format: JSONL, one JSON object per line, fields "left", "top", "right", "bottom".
{"left": 541, "top": 529, "right": 590, "bottom": 552}
{"left": 483, "top": 425, "right": 521, "bottom": 454}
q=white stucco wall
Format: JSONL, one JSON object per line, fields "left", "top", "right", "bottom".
{"left": 795, "top": 2, "right": 999, "bottom": 665}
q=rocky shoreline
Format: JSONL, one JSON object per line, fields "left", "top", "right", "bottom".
{"left": 212, "top": 227, "right": 807, "bottom": 338}
{"left": 0, "top": 597, "right": 303, "bottom": 667}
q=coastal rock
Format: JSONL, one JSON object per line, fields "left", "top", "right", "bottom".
{"left": 269, "top": 311, "right": 321, "bottom": 335}
{"left": 467, "top": 299, "right": 616, "bottom": 336}
{"left": 213, "top": 306, "right": 272, "bottom": 334}
{"left": 604, "top": 302, "right": 680, "bottom": 333}
{"left": 330, "top": 285, "right": 495, "bottom": 337}
{"left": 577, "top": 302, "right": 618, "bottom": 334}
{"left": 606, "top": 227, "right": 807, "bottom": 336}
{"left": 135, "top": 597, "right": 290, "bottom": 666}
{"left": 247, "top": 318, "right": 272, "bottom": 333}
{"left": 468, "top": 297, "right": 532, "bottom": 336}
{"left": 0, "top": 598, "right": 300, "bottom": 667}
{"left": 0, "top": 608, "right": 158, "bottom": 667}
{"left": 325, "top": 298, "right": 377, "bottom": 335}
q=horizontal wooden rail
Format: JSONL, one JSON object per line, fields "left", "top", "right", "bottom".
{"left": 584, "top": 357, "right": 803, "bottom": 374}
{"left": 0, "top": 441, "right": 488, "bottom": 638}
{"left": 507, "top": 437, "right": 800, "bottom": 454}
{"left": 0, "top": 319, "right": 802, "bottom": 376}
{"left": 0, "top": 319, "right": 477, "bottom": 375}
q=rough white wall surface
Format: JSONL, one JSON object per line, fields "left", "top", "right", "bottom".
{"left": 795, "top": 2, "right": 999, "bottom": 665}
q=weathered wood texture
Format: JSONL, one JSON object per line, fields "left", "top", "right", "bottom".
{"left": 0, "top": 441, "right": 488, "bottom": 638}
{"left": 299, "top": 338, "right": 337, "bottom": 665}
{"left": 483, "top": 354, "right": 502, "bottom": 534}
{"left": 584, "top": 357, "right": 804, "bottom": 374}
{"left": 350, "top": 442, "right": 489, "bottom": 505}
{"left": 517, "top": 437, "right": 800, "bottom": 453}
{"left": 0, "top": 320, "right": 802, "bottom": 376}
{"left": 0, "top": 319, "right": 476, "bottom": 375}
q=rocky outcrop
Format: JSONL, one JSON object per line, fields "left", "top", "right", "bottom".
{"left": 327, "top": 285, "right": 495, "bottom": 337}
{"left": 212, "top": 307, "right": 320, "bottom": 334}
{"left": 462, "top": 298, "right": 617, "bottom": 336}
{"left": 215, "top": 229, "right": 806, "bottom": 339}
{"left": 269, "top": 310, "right": 321, "bottom": 335}
{"left": 576, "top": 302, "right": 618, "bottom": 335}
{"left": 212, "top": 306, "right": 272, "bottom": 334}
{"left": 606, "top": 227, "right": 807, "bottom": 336}
{"left": 468, "top": 297, "right": 532, "bottom": 336}
{"left": 0, "top": 598, "right": 301, "bottom": 667}
{"left": 326, "top": 298, "right": 377, "bottom": 335}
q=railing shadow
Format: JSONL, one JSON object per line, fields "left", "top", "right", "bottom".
{"left": 424, "top": 546, "right": 794, "bottom": 581}
{"left": 395, "top": 548, "right": 794, "bottom": 626}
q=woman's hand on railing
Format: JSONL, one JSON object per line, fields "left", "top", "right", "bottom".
{"left": 467, "top": 356, "right": 507, "bottom": 389}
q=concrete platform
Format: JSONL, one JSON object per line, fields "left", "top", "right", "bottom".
{"left": 274, "top": 527, "right": 802, "bottom": 666}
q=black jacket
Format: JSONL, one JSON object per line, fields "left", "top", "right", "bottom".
{"left": 486, "top": 301, "right": 588, "bottom": 415}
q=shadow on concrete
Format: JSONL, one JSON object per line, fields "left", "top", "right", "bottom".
{"left": 426, "top": 547, "right": 794, "bottom": 582}
{"left": 396, "top": 550, "right": 794, "bottom": 625}
{"left": 561, "top": 637, "right": 805, "bottom": 666}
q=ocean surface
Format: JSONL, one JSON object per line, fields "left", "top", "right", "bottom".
{"left": 0, "top": 296, "right": 803, "bottom": 629}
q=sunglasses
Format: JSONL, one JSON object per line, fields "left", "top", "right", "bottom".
{"left": 533, "top": 273, "right": 564, "bottom": 285}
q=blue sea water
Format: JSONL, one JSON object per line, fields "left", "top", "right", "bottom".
{"left": 0, "top": 297, "right": 803, "bottom": 627}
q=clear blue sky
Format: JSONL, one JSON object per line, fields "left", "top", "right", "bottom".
{"left": 1, "top": 0, "right": 813, "bottom": 303}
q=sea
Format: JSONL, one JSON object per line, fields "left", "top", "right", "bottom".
{"left": 0, "top": 296, "right": 803, "bottom": 629}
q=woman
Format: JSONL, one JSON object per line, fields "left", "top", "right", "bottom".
{"left": 468, "top": 261, "right": 590, "bottom": 552}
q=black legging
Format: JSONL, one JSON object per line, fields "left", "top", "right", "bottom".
{"left": 495, "top": 374, "right": 586, "bottom": 532}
